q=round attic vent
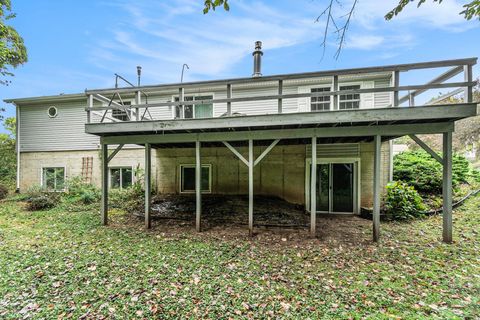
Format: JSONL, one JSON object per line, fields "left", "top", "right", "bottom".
{"left": 48, "top": 106, "right": 58, "bottom": 118}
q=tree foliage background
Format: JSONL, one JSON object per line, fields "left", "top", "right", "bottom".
{"left": 0, "top": 117, "right": 16, "bottom": 188}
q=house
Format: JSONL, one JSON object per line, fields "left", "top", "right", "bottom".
{"left": 5, "top": 42, "right": 478, "bottom": 243}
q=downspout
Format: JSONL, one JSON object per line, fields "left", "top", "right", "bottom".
{"left": 15, "top": 103, "right": 20, "bottom": 192}
{"left": 389, "top": 140, "right": 394, "bottom": 182}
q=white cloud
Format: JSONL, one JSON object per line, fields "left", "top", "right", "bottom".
{"left": 345, "top": 35, "right": 384, "bottom": 50}
{"left": 354, "top": 0, "right": 475, "bottom": 31}
{"left": 91, "top": 0, "right": 323, "bottom": 83}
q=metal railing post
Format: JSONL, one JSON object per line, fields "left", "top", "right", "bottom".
{"left": 227, "top": 84, "right": 232, "bottom": 116}
{"left": 136, "top": 91, "right": 141, "bottom": 121}
{"left": 393, "top": 71, "right": 400, "bottom": 107}
{"left": 464, "top": 64, "right": 473, "bottom": 103}
{"left": 179, "top": 87, "right": 184, "bottom": 119}
{"left": 332, "top": 75, "right": 339, "bottom": 110}
{"left": 87, "top": 94, "right": 93, "bottom": 123}
{"left": 278, "top": 80, "right": 283, "bottom": 114}
{"left": 408, "top": 91, "right": 415, "bottom": 107}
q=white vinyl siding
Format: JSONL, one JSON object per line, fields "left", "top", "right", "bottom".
{"left": 17, "top": 76, "right": 391, "bottom": 152}
{"left": 374, "top": 79, "right": 392, "bottom": 108}
{"left": 19, "top": 101, "right": 100, "bottom": 152}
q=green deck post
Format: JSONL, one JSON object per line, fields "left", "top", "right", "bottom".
{"left": 443, "top": 132, "right": 453, "bottom": 243}
{"left": 373, "top": 135, "right": 381, "bottom": 242}
{"left": 101, "top": 143, "right": 108, "bottom": 225}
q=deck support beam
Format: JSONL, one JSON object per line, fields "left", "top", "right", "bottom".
{"left": 248, "top": 139, "right": 254, "bottom": 236}
{"left": 101, "top": 143, "right": 109, "bottom": 225}
{"left": 373, "top": 135, "right": 381, "bottom": 242}
{"left": 107, "top": 144, "right": 125, "bottom": 163}
{"left": 222, "top": 139, "right": 279, "bottom": 236}
{"left": 310, "top": 136, "right": 317, "bottom": 237}
{"left": 222, "top": 141, "right": 249, "bottom": 166}
{"left": 195, "top": 140, "right": 202, "bottom": 232}
{"left": 442, "top": 132, "right": 453, "bottom": 243}
{"left": 254, "top": 140, "right": 280, "bottom": 167}
{"left": 145, "top": 143, "right": 152, "bottom": 229}
{"left": 409, "top": 135, "right": 443, "bottom": 164}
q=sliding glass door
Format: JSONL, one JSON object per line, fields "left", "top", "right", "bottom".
{"left": 331, "top": 163, "right": 354, "bottom": 212}
{"left": 311, "top": 162, "right": 355, "bottom": 213}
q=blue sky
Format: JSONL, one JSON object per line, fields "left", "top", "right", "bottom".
{"left": 1, "top": 0, "right": 479, "bottom": 133}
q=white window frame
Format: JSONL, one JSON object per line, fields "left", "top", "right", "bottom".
{"left": 300, "top": 81, "right": 365, "bottom": 111}
{"left": 171, "top": 93, "right": 215, "bottom": 119}
{"left": 179, "top": 164, "right": 212, "bottom": 194}
{"left": 338, "top": 82, "right": 362, "bottom": 110}
{"left": 40, "top": 166, "right": 66, "bottom": 191}
{"left": 109, "top": 166, "right": 134, "bottom": 189}
{"left": 309, "top": 86, "right": 332, "bottom": 111}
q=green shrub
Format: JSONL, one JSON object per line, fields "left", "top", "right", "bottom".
{"left": 0, "top": 184, "right": 8, "bottom": 200}
{"left": 65, "top": 177, "right": 100, "bottom": 204}
{"left": 394, "top": 150, "right": 476, "bottom": 193}
{"left": 109, "top": 184, "right": 145, "bottom": 213}
{"left": 24, "top": 185, "right": 61, "bottom": 211}
{"left": 384, "top": 181, "right": 427, "bottom": 220}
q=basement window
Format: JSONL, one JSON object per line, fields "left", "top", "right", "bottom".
{"left": 42, "top": 167, "right": 65, "bottom": 191}
{"left": 339, "top": 85, "right": 361, "bottom": 109}
{"left": 310, "top": 87, "right": 331, "bottom": 111}
{"left": 110, "top": 167, "right": 133, "bottom": 189}
{"left": 180, "top": 164, "right": 211, "bottom": 193}
{"left": 174, "top": 95, "right": 213, "bottom": 119}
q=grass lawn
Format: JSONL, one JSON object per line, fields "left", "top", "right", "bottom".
{"left": 0, "top": 196, "right": 479, "bottom": 319}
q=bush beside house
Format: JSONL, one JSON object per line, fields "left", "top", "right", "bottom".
{"left": 386, "top": 150, "right": 480, "bottom": 220}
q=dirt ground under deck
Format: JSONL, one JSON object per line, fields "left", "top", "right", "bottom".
{"left": 129, "top": 195, "right": 373, "bottom": 245}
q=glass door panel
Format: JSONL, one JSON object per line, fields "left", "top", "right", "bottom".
{"left": 331, "top": 163, "right": 354, "bottom": 212}
{"left": 316, "top": 164, "right": 330, "bottom": 211}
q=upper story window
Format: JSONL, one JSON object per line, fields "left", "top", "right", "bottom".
{"left": 339, "top": 85, "right": 361, "bottom": 109}
{"left": 112, "top": 101, "right": 131, "bottom": 121}
{"left": 174, "top": 95, "right": 213, "bottom": 119}
{"left": 310, "top": 87, "right": 331, "bottom": 111}
{"left": 42, "top": 167, "right": 65, "bottom": 191}
{"left": 110, "top": 167, "right": 133, "bottom": 189}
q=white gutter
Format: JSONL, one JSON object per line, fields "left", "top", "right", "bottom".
{"left": 15, "top": 103, "right": 20, "bottom": 192}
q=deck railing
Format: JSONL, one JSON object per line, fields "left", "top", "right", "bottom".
{"left": 85, "top": 57, "right": 477, "bottom": 124}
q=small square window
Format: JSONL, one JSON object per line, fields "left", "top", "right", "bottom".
{"left": 110, "top": 167, "right": 133, "bottom": 189}
{"left": 42, "top": 167, "right": 65, "bottom": 191}
{"left": 180, "top": 165, "right": 211, "bottom": 193}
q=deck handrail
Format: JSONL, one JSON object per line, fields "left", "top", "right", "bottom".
{"left": 85, "top": 57, "right": 477, "bottom": 95}
{"left": 85, "top": 57, "right": 477, "bottom": 123}
{"left": 85, "top": 81, "right": 477, "bottom": 112}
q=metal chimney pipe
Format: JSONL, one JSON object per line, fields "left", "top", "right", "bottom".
{"left": 137, "top": 66, "right": 142, "bottom": 86}
{"left": 252, "top": 41, "right": 263, "bottom": 78}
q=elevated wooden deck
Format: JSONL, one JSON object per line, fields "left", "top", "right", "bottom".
{"left": 89, "top": 57, "right": 478, "bottom": 244}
